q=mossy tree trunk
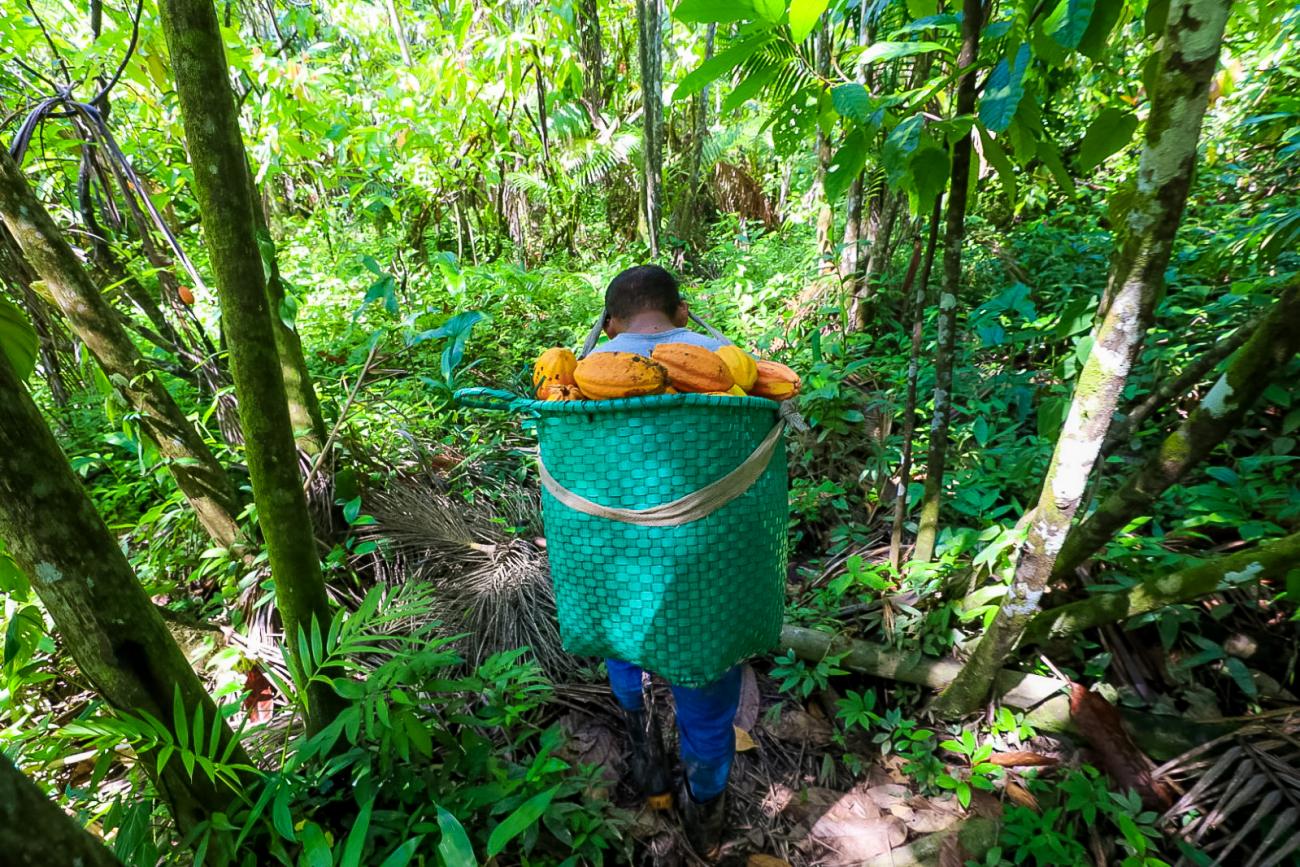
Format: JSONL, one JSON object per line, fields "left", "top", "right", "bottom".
{"left": 0, "top": 149, "right": 243, "bottom": 550}
{"left": 812, "top": 16, "right": 835, "bottom": 276}
{"left": 158, "top": 0, "right": 343, "bottom": 733}
{"left": 636, "top": 0, "right": 664, "bottom": 258}
{"left": 1052, "top": 276, "right": 1300, "bottom": 582}
{"left": 932, "top": 0, "right": 1233, "bottom": 717}
{"left": 0, "top": 753, "right": 124, "bottom": 867}
{"left": 911, "top": 0, "right": 984, "bottom": 564}
{"left": 0, "top": 350, "right": 250, "bottom": 849}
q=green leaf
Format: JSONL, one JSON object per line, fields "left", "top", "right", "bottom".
{"left": 486, "top": 786, "right": 561, "bottom": 857}
{"left": 1078, "top": 0, "right": 1123, "bottom": 59}
{"left": 673, "top": 0, "right": 771, "bottom": 23}
{"left": 753, "top": 0, "right": 785, "bottom": 23}
{"left": 1145, "top": 0, "right": 1170, "bottom": 37}
{"left": 437, "top": 806, "right": 477, "bottom": 866}
{"left": 831, "top": 83, "right": 872, "bottom": 123}
{"left": 1037, "top": 135, "right": 1077, "bottom": 197}
{"left": 0, "top": 296, "right": 38, "bottom": 382}
{"left": 278, "top": 293, "right": 298, "bottom": 331}
{"left": 860, "top": 41, "right": 948, "bottom": 66}
{"left": 907, "top": 145, "right": 950, "bottom": 217}
{"left": 1076, "top": 107, "right": 1138, "bottom": 172}
{"left": 788, "top": 0, "right": 829, "bottom": 41}
{"left": 300, "top": 823, "right": 332, "bottom": 867}
{"left": 675, "top": 32, "right": 772, "bottom": 102}
{"left": 883, "top": 114, "right": 925, "bottom": 187}
{"left": 977, "top": 124, "right": 1017, "bottom": 207}
{"left": 721, "top": 64, "right": 779, "bottom": 112}
{"left": 979, "top": 43, "right": 1030, "bottom": 133}
{"left": 824, "top": 129, "right": 869, "bottom": 201}
{"left": 272, "top": 785, "right": 296, "bottom": 842}
{"left": 343, "top": 496, "right": 362, "bottom": 524}
{"left": 339, "top": 797, "right": 374, "bottom": 867}
{"left": 906, "top": 0, "right": 938, "bottom": 18}
{"left": 378, "top": 838, "right": 424, "bottom": 867}
{"left": 1044, "top": 0, "right": 1096, "bottom": 50}
{"left": 1224, "top": 657, "right": 1259, "bottom": 698}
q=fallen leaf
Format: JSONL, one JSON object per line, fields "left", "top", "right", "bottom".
{"left": 735, "top": 726, "right": 758, "bottom": 752}
{"left": 1005, "top": 781, "right": 1040, "bottom": 812}
{"left": 1070, "top": 683, "right": 1175, "bottom": 810}
{"left": 904, "top": 808, "right": 960, "bottom": 834}
{"left": 736, "top": 665, "right": 761, "bottom": 732}
{"left": 763, "top": 707, "right": 833, "bottom": 747}
{"left": 989, "top": 751, "right": 1058, "bottom": 767}
{"left": 243, "top": 665, "right": 274, "bottom": 723}
{"left": 747, "top": 856, "right": 792, "bottom": 867}
{"left": 809, "top": 814, "right": 907, "bottom": 861}
{"left": 864, "top": 784, "right": 910, "bottom": 810}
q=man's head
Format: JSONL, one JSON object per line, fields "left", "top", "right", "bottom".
{"left": 603, "top": 265, "right": 689, "bottom": 336}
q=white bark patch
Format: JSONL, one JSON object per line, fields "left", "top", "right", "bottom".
{"left": 1201, "top": 375, "right": 1235, "bottom": 417}
{"left": 1004, "top": 584, "right": 1044, "bottom": 617}
{"left": 1222, "top": 562, "right": 1264, "bottom": 586}
{"left": 1051, "top": 433, "right": 1100, "bottom": 508}
{"left": 939, "top": 292, "right": 957, "bottom": 311}
{"left": 34, "top": 562, "right": 64, "bottom": 584}
{"left": 1177, "top": 0, "right": 1232, "bottom": 61}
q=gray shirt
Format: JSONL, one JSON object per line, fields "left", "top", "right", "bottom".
{"left": 589, "top": 327, "right": 726, "bottom": 356}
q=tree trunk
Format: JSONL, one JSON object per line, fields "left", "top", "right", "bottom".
{"left": 813, "top": 17, "right": 835, "bottom": 275}
{"left": 1024, "top": 529, "right": 1300, "bottom": 647}
{"left": 250, "top": 176, "right": 328, "bottom": 455}
{"left": 0, "top": 150, "right": 243, "bottom": 550}
{"left": 853, "top": 191, "right": 902, "bottom": 328}
{"left": 0, "top": 227, "right": 72, "bottom": 406}
{"left": 1053, "top": 275, "right": 1299, "bottom": 582}
{"left": 890, "top": 196, "right": 944, "bottom": 568}
{"left": 159, "top": 0, "right": 344, "bottom": 734}
{"left": 384, "top": 0, "right": 413, "bottom": 65}
{"left": 0, "top": 753, "right": 124, "bottom": 867}
{"left": 838, "top": 6, "right": 872, "bottom": 286}
{"left": 932, "top": 0, "right": 1233, "bottom": 717}
{"left": 0, "top": 351, "right": 250, "bottom": 849}
{"left": 636, "top": 0, "right": 664, "bottom": 258}
{"left": 669, "top": 24, "right": 715, "bottom": 257}
{"left": 577, "top": 0, "right": 604, "bottom": 117}
{"left": 910, "top": 0, "right": 984, "bottom": 564}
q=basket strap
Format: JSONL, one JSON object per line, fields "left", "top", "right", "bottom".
{"left": 537, "top": 419, "right": 784, "bottom": 527}
{"left": 578, "top": 309, "right": 734, "bottom": 358}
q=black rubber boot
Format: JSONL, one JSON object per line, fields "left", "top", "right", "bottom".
{"left": 621, "top": 707, "right": 672, "bottom": 810}
{"left": 681, "top": 782, "right": 726, "bottom": 859}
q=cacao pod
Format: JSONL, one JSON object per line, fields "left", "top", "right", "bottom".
{"left": 533, "top": 347, "right": 578, "bottom": 398}
{"left": 750, "top": 360, "right": 801, "bottom": 401}
{"left": 543, "top": 383, "right": 585, "bottom": 401}
{"left": 650, "top": 343, "right": 734, "bottom": 393}
{"left": 573, "top": 352, "right": 668, "bottom": 400}
{"left": 715, "top": 345, "right": 758, "bottom": 391}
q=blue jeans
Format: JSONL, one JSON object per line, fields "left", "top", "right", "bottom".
{"left": 607, "top": 659, "right": 741, "bottom": 802}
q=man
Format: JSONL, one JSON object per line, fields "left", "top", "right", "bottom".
{"left": 589, "top": 264, "right": 740, "bottom": 856}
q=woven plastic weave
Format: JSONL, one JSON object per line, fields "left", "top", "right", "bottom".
{"left": 517, "top": 392, "right": 789, "bottom": 687}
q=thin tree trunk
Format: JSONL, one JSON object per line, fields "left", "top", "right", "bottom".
{"left": 813, "top": 17, "right": 835, "bottom": 275}
{"left": 0, "top": 228, "right": 72, "bottom": 406}
{"left": 890, "top": 196, "right": 943, "bottom": 568}
{"left": 250, "top": 175, "right": 327, "bottom": 455}
{"left": 911, "top": 0, "right": 984, "bottom": 564}
{"left": 636, "top": 0, "right": 664, "bottom": 258}
{"left": 854, "top": 191, "right": 902, "bottom": 328}
{"left": 0, "top": 150, "right": 243, "bottom": 550}
{"left": 1053, "top": 275, "right": 1299, "bottom": 583}
{"left": 0, "top": 351, "right": 250, "bottom": 850}
{"left": 577, "top": 0, "right": 604, "bottom": 117}
{"left": 385, "top": 0, "right": 413, "bottom": 66}
{"left": 933, "top": 0, "right": 1233, "bottom": 717}
{"left": 159, "top": 0, "right": 344, "bottom": 734}
{"left": 669, "top": 24, "right": 715, "bottom": 256}
{"left": 839, "top": 6, "right": 871, "bottom": 286}
{"left": 1024, "top": 529, "right": 1300, "bottom": 647}
{"left": 0, "top": 753, "right": 124, "bottom": 867}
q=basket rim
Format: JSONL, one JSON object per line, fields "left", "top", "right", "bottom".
{"left": 517, "top": 391, "right": 782, "bottom": 415}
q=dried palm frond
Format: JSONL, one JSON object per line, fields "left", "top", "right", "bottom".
{"left": 357, "top": 478, "right": 573, "bottom": 680}
{"left": 1153, "top": 709, "right": 1300, "bottom": 866}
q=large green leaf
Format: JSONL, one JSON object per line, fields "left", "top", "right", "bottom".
{"left": 1076, "top": 107, "right": 1138, "bottom": 171}
{"left": 721, "top": 63, "right": 780, "bottom": 112}
{"left": 1037, "top": 135, "right": 1077, "bottom": 197}
{"left": 1078, "top": 0, "right": 1124, "bottom": 59}
{"left": 486, "top": 786, "right": 561, "bottom": 858}
{"left": 676, "top": 32, "right": 772, "bottom": 101}
{"left": 824, "top": 128, "right": 870, "bottom": 201}
{"left": 977, "top": 124, "right": 1018, "bottom": 207}
{"left": 752, "top": 0, "right": 785, "bottom": 23}
{"left": 674, "top": 0, "right": 762, "bottom": 23}
{"left": 0, "top": 296, "right": 37, "bottom": 382}
{"left": 883, "top": 114, "right": 925, "bottom": 187}
{"left": 436, "top": 806, "right": 477, "bottom": 867}
{"left": 788, "top": 0, "right": 829, "bottom": 41}
{"left": 1044, "top": 0, "right": 1096, "bottom": 50}
{"left": 979, "top": 43, "right": 1030, "bottom": 133}
{"left": 860, "top": 40, "right": 949, "bottom": 67}
{"left": 831, "top": 83, "right": 872, "bottom": 122}
{"left": 907, "top": 144, "right": 950, "bottom": 217}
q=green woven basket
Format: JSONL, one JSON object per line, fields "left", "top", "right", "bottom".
{"left": 457, "top": 389, "right": 789, "bottom": 687}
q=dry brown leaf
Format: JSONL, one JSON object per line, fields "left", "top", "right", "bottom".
{"left": 735, "top": 664, "right": 761, "bottom": 732}
{"left": 864, "top": 784, "right": 910, "bottom": 810}
{"left": 735, "top": 726, "right": 758, "bottom": 752}
{"left": 746, "top": 857, "right": 792, "bottom": 867}
{"left": 1005, "top": 781, "right": 1040, "bottom": 812}
{"left": 809, "top": 814, "right": 907, "bottom": 862}
{"left": 243, "top": 665, "right": 274, "bottom": 724}
{"left": 989, "top": 751, "right": 1058, "bottom": 768}
{"left": 763, "top": 707, "right": 834, "bottom": 747}
{"left": 1070, "top": 683, "right": 1175, "bottom": 810}
{"left": 905, "top": 808, "right": 961, "bottom": 834}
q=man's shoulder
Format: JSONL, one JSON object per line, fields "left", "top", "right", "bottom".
{"left": 592, "top": 329, "right": 726, "bottom": 355}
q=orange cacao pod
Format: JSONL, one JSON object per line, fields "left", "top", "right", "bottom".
{"left": 650, "top": 343, "right": 734, "bottom": 393}
{"left": 750, "top": 360, "right": 801, "bottom": 401}
{"left": 543, "top": 383, "right": 585, "bottom": 401}
{"left": 532, "top": 347, "right": 577, "bottom": 398}
{"left": 573, "top": 352, "right": 668, "bottom": 400}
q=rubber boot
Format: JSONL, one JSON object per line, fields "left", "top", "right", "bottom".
{"left": 681, "top": 781, "right": 726, "bottom": 859}
{"left": 622, "top": 707, "right": 672, "bottom": 810}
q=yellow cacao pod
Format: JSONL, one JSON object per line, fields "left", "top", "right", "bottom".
{"left": 751, "top": 360, "right": 801, "bottom": 401}
{"left": 533, "top": 347, "right": 577, "bottom": 398}
{"left": 650, "top": 343, "right": 735, "bottom": 393}
{"left": 543, "top": 383, "right": 586, "bottom": 402}
{"left": 573, "top": 352, "right": 668, "bottom": 400}
{"left": 714, "top": 345, "right": 758, "bottom": 391}
{"left": 705, "top": 384, "right": 748, "bottom": 397}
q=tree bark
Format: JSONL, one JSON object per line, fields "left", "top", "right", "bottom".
{"left": 813, "top": 17, "right": 835, "bottom": 275}
{"left": 911, "top": 0, "right": 984, "bottom": 564}
{"left": 0, "top": 149, "right": 243, "bottom": 550}
{"left": 1054, "top": 275, "right": 1299, "bottom": 582}
{"left": 0, "top": 351, "right": 250, "bottom": 849}
{"left": 853, "top": 191, "right": 902, "bottom": 328}
{"left": 384, "top": 0, "right": 413, "bottom": 66}
{"left": 890, "top": 196, "right": 944, "bottom": 568}
{"left": 577, "top": 0, "right": 604, "bottom": 116}
{"left": 1024, "top": 530, "right": 1300, "bottom": 647}
{"left": 838, "top": 7, "right": 872, "bottom": 286}
{"left": 636, "top": 0, "right": 664, "bottom": 258}
{"left": 0, "top": 753, "right": 124, "bottom": 867}
{"left": 669, "top": 24, "right": 715, "bottom": 256}
{"left": 159, "top": 0, "right": 343, "bottom": 734}
{"left": 933, "top": 0, "right": 1233, "bottom": 717}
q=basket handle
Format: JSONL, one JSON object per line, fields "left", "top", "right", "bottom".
{"left": 454, "top": 387, "right": 526, "bottom": 411}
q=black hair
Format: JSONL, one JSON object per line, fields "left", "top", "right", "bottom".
{"left": 604, "top": 265, "right": 681, "bottom": 320}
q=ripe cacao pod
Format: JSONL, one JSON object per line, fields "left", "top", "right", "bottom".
{"left": 573, "top": 352, "right": 668, "bottom": 400}
{"left": 650, "top": 343, "right": 734, "bottom": 393}
{"left": 178, "top": 285, "right": 195, "bottom": 306}
{"left": 543, "top": 383, "right": 585, "bottom": 402}
{"left": 714, "top": 345, "right": 758, "bottom": 391}
{"left": 750, "top": 360, "right": 801, "bottom": 401}
{"left": 533, "top": 347, "right": 578, "bottom": 398}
